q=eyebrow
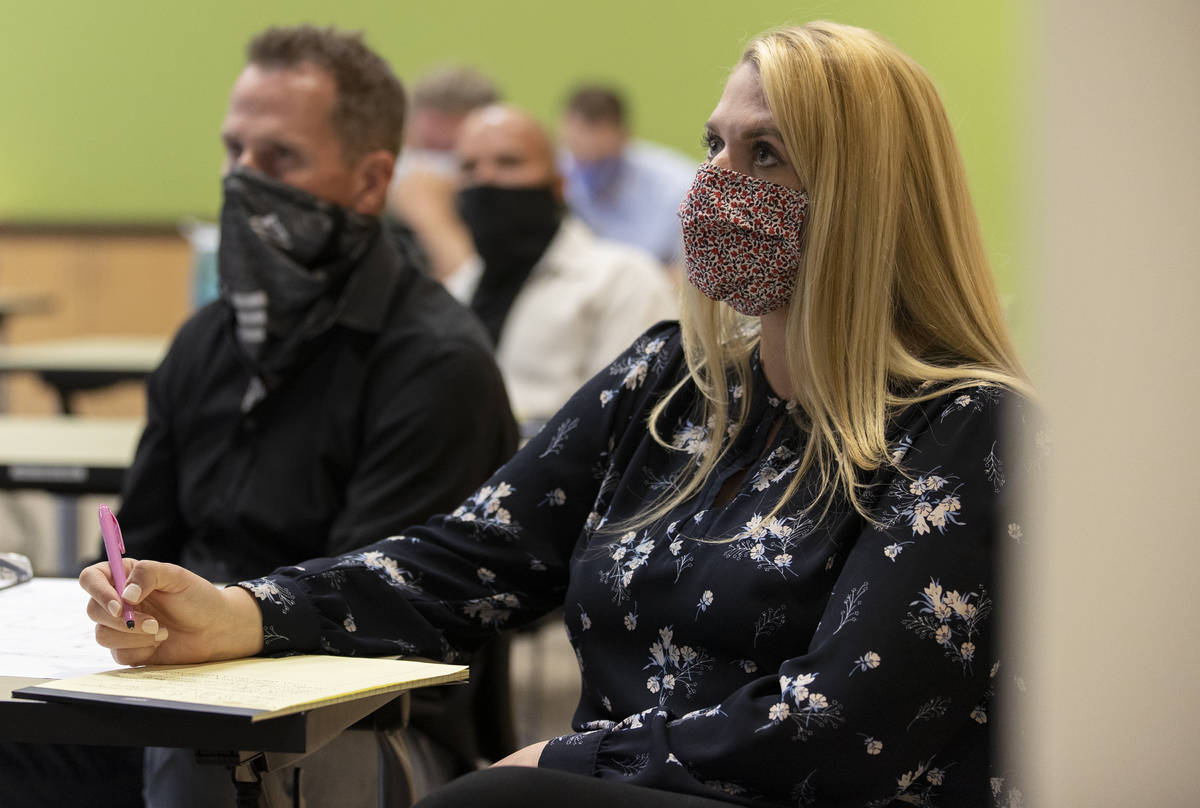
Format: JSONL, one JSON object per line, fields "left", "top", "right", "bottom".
{"left": 704, "top": 121, "right": 784, "bottom": 140}
{"left": 743, "top": 126, "right": 783, "bottom": 140}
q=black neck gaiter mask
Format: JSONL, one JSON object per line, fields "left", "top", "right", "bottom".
{"left": 456, "top": 184, "right": 562, "bottom": 345}
{"left": 218, "top": 168, "right": 379, "bottom": 410}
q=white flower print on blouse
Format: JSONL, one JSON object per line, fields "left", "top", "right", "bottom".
{"left": 580, "top": 705, "right": 658, "bottom": 733}
{"left": 600, "top": 530, "right": 655, "bottom": 603}
{"left": 538, "top": 418, "right": 580, "bottom": 459}
{"left": 749, "top": 445, "right": 801, "bottom": 492}
{"left": 539, "top": 488, "right": 567, "bottom": 507}
{"left": 759, "top": 672, "right": 846, "bottom": 741}
{"left": 884, "top": 468, "right": 964, "bottom": 536}
{"left": 451, "top": 481, "right": 520, "bottom": 540}
{"left": 860, "top": 734, "right": 883, "bottom": 755}
{"left": 982, "top": 440, "right": 1006, "bottom": 493}
{"left": 338, "top": 550, "right": 421, "bottom": 591}
{"left": 907, "top": 696, "right": 952, "bottom": 731}
{"left": 597, "top": 334, "right": 667, "bottom": 405}
{"left": 865, "top": 758, "right": 946, "bottom": 808}
{"left": 666, "top": 521, "right": 695, "bottom": 582}
{"left": 831, "top": 583, "right": 869, "bottom": 635}
{"left": 695, "top": 589, "right": 714, "bottom": 619}
{"left": 623, "top": 604, "right": 638, "bottom": 631}
{"left": 990, "top": 776, "right": 1026, "bottom": 808}
{"left": 939, "top": 384, "right": 1001, "bottom": 421}
{"left": 723, "top": 513, "right": 812, "bottom": 577}
{"left": 734, "top": 659, "right": 758, "bottom": 674}
{"left": 849, "top": 651, "right": 881, "bottom": 676}
{"left": 671, "top": 417, "right": 713, "bottom": 459}
{"left": 643, "top": 626, "right": 713, "bottom": 705}
{"left": 461, "top": 592, "right": 521, "bottom": 628}
{"left": 903, "top": 579, "right": 993, "bottom": 674}
{"left": 243, "top": 578, "right": 296, "bottom": 612}
{"left": 674, "top": 704, "right": 726, "bottom": 724}
{"left": 261, "top": 624, "right": 289, "bottom": 645}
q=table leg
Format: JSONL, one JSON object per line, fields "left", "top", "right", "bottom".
{"left": 55, "top": 496, "right": 78, "bottom": 577}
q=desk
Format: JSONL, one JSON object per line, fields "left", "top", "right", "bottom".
{"left": 0, "top": 290, "right": 53, "bottom": 327}
{"left": 0, "top": 415, "right": 142, "bottom": 495}
{"left": 0, "top": 579, "right": 410, "bottom": 807}
{"left": 0, "top": 290, "right": 53, "bottom": 410}
{"left": 0, "top": 416, "right": 142, "bottom": 574}
{"left": 0, "top": 336, "right": 167, "bottom": 413}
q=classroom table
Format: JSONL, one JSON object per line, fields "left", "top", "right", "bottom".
{"left": 0, "top": 290, "right": 53, "bottom": 409}
{"left": 0, "top": 335, "right": 167, "bottom": 413}
{"left": 0, "top": 290, "right": 53, "bottom": 328}
{"left": 0, "top": 415, "right": 142, "bottom": 495}
{"left": 0, "top": 578, "right": 411, "bottom": 808}
{"left": 1, "top": 675, "right": 400, "bottom": 806}
{"left": 0, "top": 415, "right": 143, "bottom": 575}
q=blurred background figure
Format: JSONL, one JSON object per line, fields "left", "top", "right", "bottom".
{"left": 387, "top": 66, "right": 501, "bottom": 280}
{"left": 427, "top": 103, "right": 677, "bottom": 428}
{"left": 559, "top": 85, "right": 696, "bottom": 270}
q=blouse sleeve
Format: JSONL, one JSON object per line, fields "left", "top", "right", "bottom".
{"left": 540, "top": 387, "right": 1037, "bottom": 807}
{"left": 237, "top": 322, "right": 684, "bottom": 662}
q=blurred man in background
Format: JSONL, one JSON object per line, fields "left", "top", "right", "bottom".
{"left": 559, "top": 84, "right": 696, "bottom": 269}
{"left": 441, "top": 104, "right": 677, "bottom": 427}
{"left": 387, "top": 66, "right": 500, "bottom": 280}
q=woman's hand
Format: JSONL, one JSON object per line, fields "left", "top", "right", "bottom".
{"left": 79, "top": 559, "right": 264, "bottom": 666}
{"left": 490, "top": 740, "right": 549, "bottom": 768}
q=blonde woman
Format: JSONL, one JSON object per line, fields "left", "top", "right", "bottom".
{"left": 82, "top": 21, "right": 1033, "bottom": 808}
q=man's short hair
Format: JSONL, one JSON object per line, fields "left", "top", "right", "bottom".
{"left": 411, "top": 67, "right": 500, "bottom": 114}
{"left": 564, "top": 85, "right": 626, "bottom": 127}
{"left": 247, "top": 25, "right": 406, "bottom": 160}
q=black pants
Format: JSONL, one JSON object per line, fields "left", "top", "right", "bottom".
{"left": 0, "top": 742, "right": 142, "bottom": 807}
{"left": 414, "top": 767, "right": 739, "bottom": 808}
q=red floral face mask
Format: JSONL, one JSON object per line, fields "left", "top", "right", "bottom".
{"left": 678, "top": 162, "right": 808, "bottom": 316}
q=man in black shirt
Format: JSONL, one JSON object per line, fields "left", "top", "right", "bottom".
{"left": 1, "top": 25, "right": 517, "bottom": 808}
{"left": 120, "top": 35, "right": 515, "bottom": 584}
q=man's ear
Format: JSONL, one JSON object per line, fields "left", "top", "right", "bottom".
{"left": 350, "top": 149, "right": 397, "bottom": 216}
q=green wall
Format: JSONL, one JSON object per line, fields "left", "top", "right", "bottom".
{"left": 0, "top": 0, "right": 1028, "bottom": 313}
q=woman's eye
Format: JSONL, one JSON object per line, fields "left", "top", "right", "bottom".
{"left": 702, "top": 133, "right": 723, "bottom": 159}
{"left": 753, "top": 142, "right": 779, "bottom": 167}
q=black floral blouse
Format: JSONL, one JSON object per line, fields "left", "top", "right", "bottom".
{"left": 242, "top": 322, "right": 1037, "bottom": 808}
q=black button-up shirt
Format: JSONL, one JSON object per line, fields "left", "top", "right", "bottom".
{"left": 117, "top": 232, "right": 518, "bottom": 583}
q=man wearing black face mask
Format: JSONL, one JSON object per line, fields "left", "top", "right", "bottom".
{"left": 444, "top": 105, "right": 677, "bottom": 426}
{"left": 49, "top": 25, "right": 514, "bottom": 808}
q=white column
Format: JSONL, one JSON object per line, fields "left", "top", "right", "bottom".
{"left": 1023, "top": 0, "right": 1200, "bottom": 803}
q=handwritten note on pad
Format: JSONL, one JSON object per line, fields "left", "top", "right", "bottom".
{"left": 15, "top": 655, "right": 467, "bottom": 721}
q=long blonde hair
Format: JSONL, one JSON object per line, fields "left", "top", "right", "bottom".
{"left": 637, "top": 21, "right": 1030, "bottom": 529}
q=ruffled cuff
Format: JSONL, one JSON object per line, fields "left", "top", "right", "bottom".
{"left": 235, "top": 575, "right": 322, "bottom": 654}
{"left": 538, "top": 728, "right": 607, "bottom": 775}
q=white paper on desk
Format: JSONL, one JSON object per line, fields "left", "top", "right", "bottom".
{"left": 0, "top": 577, "right": 117, "bottom": 678}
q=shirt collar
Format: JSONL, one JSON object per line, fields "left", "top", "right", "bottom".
{"left": 527, "top": 216, "right": 588, "bottom": 280}
{"left": 334, "top": 228, "right": 411, "bottom": 334}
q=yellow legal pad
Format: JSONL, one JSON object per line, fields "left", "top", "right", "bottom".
{"left": 14, "top": 655, "right": 468, "bottom": 721}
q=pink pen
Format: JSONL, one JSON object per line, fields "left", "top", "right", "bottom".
{"left": 98, "top": 505, "right": 136, "bottom": 629}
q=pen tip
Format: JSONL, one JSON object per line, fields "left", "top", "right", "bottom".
{"left": 126, "top": 620, "right": 136, "bottom": 629}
